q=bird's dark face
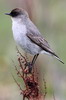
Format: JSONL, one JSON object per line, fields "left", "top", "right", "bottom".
{"left": 5, "top": 8, "right": 27, "bottom": 17}
{"left": 9, "top": 8, "right": 22, "bottom": 17}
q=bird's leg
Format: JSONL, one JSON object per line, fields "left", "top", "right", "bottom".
{"left": 31, "top": 54, "right": 39, "bottom": 66}
{"left": 25, "top": 54, "right": 39, "bottom": 73}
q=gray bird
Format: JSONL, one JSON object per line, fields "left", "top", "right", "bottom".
{"left": 5, "top": 8, "right": 64, "bottom": 71}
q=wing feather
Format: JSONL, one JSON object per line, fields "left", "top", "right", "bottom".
{"left": 26, "top": 33, "right": 64, "bottom": 64}
{"left": 27, "top": 33, "right": 53, "bottom": 53}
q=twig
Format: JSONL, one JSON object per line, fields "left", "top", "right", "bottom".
{"left": 43, "top": 75, "right": 47, "bottom": 99}
{"left": 16, "top": 47, "right": 27, "bottom": 63}
{"left": 11, "top": 73, "right": 23, "bottom": 93}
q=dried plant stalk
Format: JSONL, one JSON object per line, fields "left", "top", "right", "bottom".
{"left": 29, "top": 95, "right": 44, "bottom": 100}
{"left": 12, "top": 49, "right": 46, "bottom": 100}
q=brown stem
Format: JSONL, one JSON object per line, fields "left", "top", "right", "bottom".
{"left": 13, "top": 49, "right": 45, "bottom": 100}
{"left": 29, "top": 95, "right": 44, "bottom": 100}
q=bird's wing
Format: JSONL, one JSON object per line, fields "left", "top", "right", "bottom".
{"left": 26, "top": 33, "right": 64, "bottom": 64}
{"left": 26, "top": 33, "right": 54, "bottom": 54}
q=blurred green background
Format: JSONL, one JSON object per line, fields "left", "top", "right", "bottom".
{"left": 0, "top": 0, "right": 66, "bottom": 100}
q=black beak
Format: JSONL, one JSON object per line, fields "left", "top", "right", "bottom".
{"left": 5, "top": 13, "right": 11, "bottom": 15}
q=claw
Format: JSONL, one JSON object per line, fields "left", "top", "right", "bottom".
{"left": 25, "top": 62, "right": 33, "bottom": 73}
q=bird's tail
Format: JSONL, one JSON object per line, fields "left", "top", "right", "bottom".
{"left": 51, "top": 52, "right": 64, "bottom": 64}
{"left": 41, "top": 49, "right": 64, "bottom": 64}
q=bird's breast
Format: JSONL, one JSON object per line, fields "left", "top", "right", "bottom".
{"left": 12, "top": 21, "right": 27, "bottom": 42}
{"left": 12, "top": 21, "right": 42, "bottom": 55}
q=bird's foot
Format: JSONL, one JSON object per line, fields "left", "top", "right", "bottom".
{"left": 25, "top": 62, "right": 33, "bottom": 73}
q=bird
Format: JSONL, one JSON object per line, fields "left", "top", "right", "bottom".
{"left": 5, "top": 8, "right": 64, "bottom": 71}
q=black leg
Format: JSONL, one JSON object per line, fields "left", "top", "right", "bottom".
{"left": 31, "top": 54, "right": 39, "bottom": 66}
{"left": 29, "top": 54, "right": 39, "bottom": 72}
{"left": 25, "top": 54, "right": 39, "bottom": 73}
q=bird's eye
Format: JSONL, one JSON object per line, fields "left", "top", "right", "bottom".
{"left": 10, "top": 11, "right": 20, "bottom": 17}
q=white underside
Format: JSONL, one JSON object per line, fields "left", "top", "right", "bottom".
{"left": 11, "top": 18, "right": 52, "bottom": 56}
{"left": 12, "top": 18, "right": 42, "bottom": 55}
{"left": 40, "top": 50, "right": 51, "bottom": 55}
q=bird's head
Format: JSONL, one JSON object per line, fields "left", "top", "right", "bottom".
{"left": 5, "top": 8, "right": 29, "bottom": 22}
